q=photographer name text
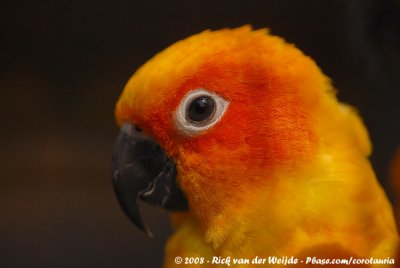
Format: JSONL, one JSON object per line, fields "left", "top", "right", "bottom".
{"left": 174, "top": 255, "right": 395, "bottom": 266}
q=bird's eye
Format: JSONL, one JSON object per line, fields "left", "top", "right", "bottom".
{"left": 187, "top": 96, "right": 216, "bottom": 123}
{"left": 174, "top": 89, "right": 229, "bottom": 136}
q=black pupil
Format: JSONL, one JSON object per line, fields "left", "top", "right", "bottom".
{"left": 188, "top": 96, "right": 215, "bottom": 122}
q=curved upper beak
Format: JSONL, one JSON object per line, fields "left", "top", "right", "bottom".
{"left": 111, "top": 123, "right": 188, "bottom": 236}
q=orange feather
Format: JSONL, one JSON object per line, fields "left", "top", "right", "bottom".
{"left": 115, "top": 26, "right": 399, "bottom": 267}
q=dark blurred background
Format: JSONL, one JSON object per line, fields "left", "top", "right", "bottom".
{"left": 0, "top": 0, "right": 399, "bottom": 267}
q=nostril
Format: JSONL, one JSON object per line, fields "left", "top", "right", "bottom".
{"left": 134, "top": 126, "right": 143, "bottom": 132}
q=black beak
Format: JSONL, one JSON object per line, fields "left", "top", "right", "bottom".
{"left": 112, "top": 123, "right": 188, "bottom": 236}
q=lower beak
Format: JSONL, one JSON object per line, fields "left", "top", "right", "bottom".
{"left": 111, "top": 123, "right": 188, "bottom": 236}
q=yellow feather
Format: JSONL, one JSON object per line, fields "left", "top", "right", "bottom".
{"left": 115, "top": 26, "right": 399, "bottom": 267}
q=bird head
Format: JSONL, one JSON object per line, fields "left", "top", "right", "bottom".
{"left": 112, "top": 26, "right": 338, "bottom": 239}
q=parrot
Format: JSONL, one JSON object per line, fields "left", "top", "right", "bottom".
{"left": 111, "top": 26, "right": 399, "bottom": 267}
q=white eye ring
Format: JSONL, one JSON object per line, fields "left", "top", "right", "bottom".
{"left": 174, "top": 89, "right": 229, "bottom": 136}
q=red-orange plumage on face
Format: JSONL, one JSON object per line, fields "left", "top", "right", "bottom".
{"left": 116, "top": 26, "right": 328, "bottom": 231}
{"left": 115, "top": 26, "right": 398, "bottom": 263}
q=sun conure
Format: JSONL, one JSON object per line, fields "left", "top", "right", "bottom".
{"left": 112, "top": 26, "right": 399, "bottom": 267}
